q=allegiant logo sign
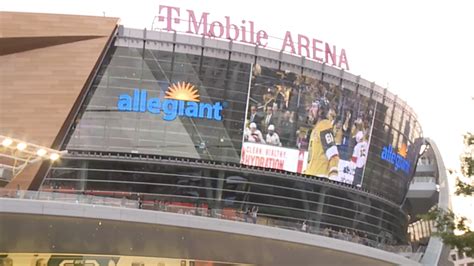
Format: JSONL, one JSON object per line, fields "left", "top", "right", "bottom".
{"left": 117, "top": 82, "right": 224, "bottom": 121}
{"left": 380, "top": 144, "right": 410, "bottom": 175}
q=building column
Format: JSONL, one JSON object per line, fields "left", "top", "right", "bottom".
{"left": 78, "top": 160, "right": 88, "bottom": 191}
{"left": 313, "top": 187, "right": 328, "bottom": 232}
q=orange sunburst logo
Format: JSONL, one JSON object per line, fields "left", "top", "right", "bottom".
{"left": 398, "top": 143, "right": 408, "bottom": 158}
{"left": 165, "top": 82, "right": 200, "bottom": 102}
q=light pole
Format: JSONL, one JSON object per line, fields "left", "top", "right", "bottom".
{"left": 0, "top": 135, "right": 67, "bottom": 181}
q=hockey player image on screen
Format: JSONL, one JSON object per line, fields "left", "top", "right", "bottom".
{"left": 244, "top": 122, "right": 265, "bottom": 144}
{"left": 304, "top": 98, "right": 340, "bottom": 178}
{"left": 351, "top": 131, "right": 368, "bottom": 187}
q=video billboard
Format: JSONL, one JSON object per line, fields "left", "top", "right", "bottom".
{"left": 70, "top": 46, "right": 421, "bottom": 202}
{"left": 240, "top": 65, "right": 376, "bottom": 187}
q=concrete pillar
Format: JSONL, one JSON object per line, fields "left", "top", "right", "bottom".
{"left": 78, "top": 160, "right": 88, "bottom": 191}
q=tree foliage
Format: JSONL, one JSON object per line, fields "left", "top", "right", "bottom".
{"left": 421, "top": 132, "right": 474, "bottom": 256}
{"left": 455, "top": 178, "right": 474, "bottom": 196}
{"left": 421, "top": 207, "right": 474, "bottom": 257}
{"left": 457, "top": 132, "right": 474, "bottom": 195}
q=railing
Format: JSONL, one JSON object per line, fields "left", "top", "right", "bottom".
{"left": 0, "top": 189, "right": 138, "bottom": 208}
{"left": 57, "top": 150, "right": 400, "bottom": 208}
{"left": 411, "top": 176, "right": 436, "bottom": 184}
{"left": 0, "top": 189, "right": 415, "bottom": 257}
{"left": 415, "top": 163, "right": 436, "bottom": 173}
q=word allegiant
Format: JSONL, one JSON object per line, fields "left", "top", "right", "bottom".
{"left": 117, "top": 89, "right": 224, "bottom": 121}
{"left": 380, "top": 145, "right": 410, "bottom": 175}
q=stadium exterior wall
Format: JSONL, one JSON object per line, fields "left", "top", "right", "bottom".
{"left": 0, "top": 12, "right": 427, "bottom": 260}
{"left": 0, "top": 197, "right": 420, "bottom": 266}
{"left": 0, "top": 12, "right": 119, "bottom": 190}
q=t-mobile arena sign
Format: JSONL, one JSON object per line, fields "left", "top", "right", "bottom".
{"left": 155, "top": 5, "right": 350, "bottom": 70}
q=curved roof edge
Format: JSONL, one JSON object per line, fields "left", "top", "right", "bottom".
{"left": 115, "top": 27, "right": 421, "bottom": 124}
{"left": 421, "top": 138, "right": 452, "bottom": 266}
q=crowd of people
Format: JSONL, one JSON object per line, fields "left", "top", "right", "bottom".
{"left": 152, "top": 200, "right": 397, "bottom": 250}
{"left": 318, "top": 227, "right": 412, "bottom": 252}
{"left": 244, "top": 104, "right": 294, "bottom": 147}
{"left": 5, "top": 188, "right": 412, "bottom": 254}
{"left": 245, "top": 75, "right": 374, "bottom": 152}
{"left": 244, "top": 65, "right": 374, "bottom": 184}
{"left": 320, "top": 227, "right": 371, "bottom": 246}
{"left": 243, "top": 206, "right": 259, "bottom": 224}
{"left": 294, "top": 222, "right": 404, "bottom": 250}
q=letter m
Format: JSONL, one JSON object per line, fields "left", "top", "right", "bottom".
{"left": 186, "top": 9, "right": 209, "bottom": 35}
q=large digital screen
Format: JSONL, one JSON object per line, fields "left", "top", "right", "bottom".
{"left": 69, "top": 46, "right": 421, "bottom": 203}
{"left": 240, "top": 65, "right": 376, "bottom": 187}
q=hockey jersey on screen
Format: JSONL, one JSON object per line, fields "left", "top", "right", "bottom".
{"left": 304, "top": 119, "right": 339, "bottom": 177}
{"left": 352, "top": 140, "right": 368, "bottom": 168}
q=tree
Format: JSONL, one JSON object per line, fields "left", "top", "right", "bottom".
{"left": 457, "top": 132, "right": 474, "bottom": 195}
{"left": 421, "top": 132, "right": 474, "bottom": 257}
{"left": 422, "top": 207, "right": 474, "bottom": 257}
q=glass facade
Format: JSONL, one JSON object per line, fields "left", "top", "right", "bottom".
{"left": 42, "top": 152, "right": 408, "bottom": 244}
{"left": 63, "top": 40, "right": 422, "bottom": 203}
{"left": 67, "top": 46, "right": 251, "bottom": 163}
{"left": 41, "top": 29, "right": 425, "bottom": 244}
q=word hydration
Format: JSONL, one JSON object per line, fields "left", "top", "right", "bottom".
{"left": 380, "top": 145, "right": 410, "bottom": 174}
{"left": 117, "top": 89, "right": 224, "bottom": 121}
{"left": 156, "top": 5, "right": 349, "bottom": 70}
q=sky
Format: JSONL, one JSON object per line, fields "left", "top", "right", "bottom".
{"left": 2, "top": 0, "right": 473, "bottom": 170}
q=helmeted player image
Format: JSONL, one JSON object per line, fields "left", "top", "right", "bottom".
{"left": 352, "top": 131, "right": 368, "bottom": 187}
{"left": 304, "top": 98, "right": 340, "bottom": 178}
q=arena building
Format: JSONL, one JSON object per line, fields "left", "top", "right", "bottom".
{"left": 0, "top": 10, "right": 452, "bottom": 266}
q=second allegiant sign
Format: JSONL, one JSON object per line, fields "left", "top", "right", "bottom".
{"left": 117, "top": 82, "right": 224, "bottom": 121}
{"left": 380, "top": 145, "right": 410, "bottom": 175}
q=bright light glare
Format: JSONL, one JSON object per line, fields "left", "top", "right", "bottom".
{"left": 49, "top": 153, "right": 60, "bottom": 161}
{"left": 16, "top": 142, "right": 27, "bottom": 151}
{"left": 36, "top": 148, "right": 47, "bottom": 157}
{"left": 1, "top": 138, "right": 13, "bottom": 147}
{"left": 419, "top": 144, "right": 428, "bottom": 156}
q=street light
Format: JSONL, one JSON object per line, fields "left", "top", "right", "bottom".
{"left": 16, "top": 142, "right": 27, "bottom": 151}
{"left": 0, "top": 135, "right": 68, "bottom": 181}
{"left": 49, "top": 153, "right": 60, "bottom": 161}
{"left": 2, "top": 138, "right": 13, "bottom": 147}
{"left": 36, "top": 148, "right": 47, "bottom": 157}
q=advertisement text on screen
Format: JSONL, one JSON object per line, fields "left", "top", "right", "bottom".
{"left": 117, "top": 82, "right": 224, "bottom": 121}
{"left": 380, "top": 145, "right": 411, "bottom": 174}
{"left": 155, "top": 5, "right": 349, "bottom": 70}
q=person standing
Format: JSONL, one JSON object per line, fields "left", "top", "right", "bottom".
{"left": 261, "top": 105, "right": 275, "bottom": 135}
{"left": 265, "top": 124, "right": 282, "bottom": 146}
{"left": 304, "top": 99, "right": 340, "bottom": 179}
{"left": 244, "top": 122, "right": 265, "bottom": 144}
{"left": 271, "top": 102, "right": 282, "bottom": 127}
{"left": 249, "top": 105, "right": 262, "bottom": 124}
{"left": 279, "top": 111, "right": 295, "bottom": 147}
{"left": 301, "top": 221, "right": 308, "bottom": 232}
{"left": 244, "top": 207, "right": 251, "bottom": 223}
{"left": 251, "top": 206, "right": 259, "bottom": 224}
{"left": 137, "top": 194, "right": 143, "bottom": 209}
